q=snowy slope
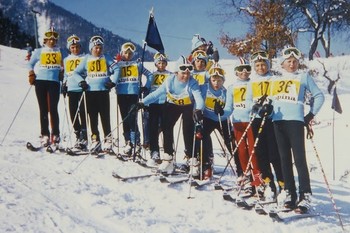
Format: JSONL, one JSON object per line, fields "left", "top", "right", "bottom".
{"left": 0, "top": 45, "right": 349, "bottom": 233}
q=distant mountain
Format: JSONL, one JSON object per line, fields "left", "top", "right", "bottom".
{"left": 0, "top": 0, "right": 154, "bottom": 60}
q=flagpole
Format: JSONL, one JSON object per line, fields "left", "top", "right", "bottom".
{"left": 332, "top": 108, "right": 335, "bottom": 181}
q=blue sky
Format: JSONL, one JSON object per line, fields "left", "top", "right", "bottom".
{"left": 51, "top": 0, "right": 349, "bottom": 60}
{"left": 51, "top": 0, "right": 245, "bottom": 60}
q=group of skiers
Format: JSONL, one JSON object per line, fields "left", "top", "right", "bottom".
{"left": 27, "top": 27, "right": 324, "bottom": 214}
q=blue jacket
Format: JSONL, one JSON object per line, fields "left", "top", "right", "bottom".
{"left": 225, "top": 78, "right": 252, "bottom": 123}
{"left": 73, "top": 54, "right": 114, "bottom": 91}
{"left": 63, "top": 53, "right": 85, "bottom": 92}
{"left": 201, "top": 83, "right": 228, "bottom": 121}
{"left": 142, "top": 73, "right": 204, "bottom": 110}
{"left": 110, "top": 60, "right": 153, "bottom": 95}
{"left": 27, "top": 46, "right": 66, "bottom": 83}
{"left": 271, "top": 71, "right": 324, "bottom": 122}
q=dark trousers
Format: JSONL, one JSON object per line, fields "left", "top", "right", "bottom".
{"left": 117, "top": 94, "right": 139, "bottom": 143}
{"left": 252, "top": 118, "right": 284, "bottom": 189}
{"left": 162, "top": 103, "right": 194, "bottom": 156}
{"left": 68, "top": 91, "right": 87, "bottom": 138}
{"left": 148, "top": 103, "right": 165, "bottom": 153}
{"left": 273, "top": 120, "right": 311, "bottom": 196}
{"left": 86, "top": 91, "right": 111, "bottom": 140}
{"left": 35, "top": 80, "right": 60, "bottom": 136}
{"left": 202, "top": 117, "right": 232, "bottom": 164}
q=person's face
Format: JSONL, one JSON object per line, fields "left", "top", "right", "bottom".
{"left": 122, "top": 50, "right": 134, "bottom": 61}
{"left": 194, "top": 59, "right": 206, "bottom": 71}
{"left": 254, "top": 61, "right": 268, "bottom": 75}
{"left": 236, "top": 70, "right": 251, "bottom": 80}
{"left": 282, "top": 56, "right": 299, "bottom": 73}
{"left": 45, "top": 38, "right": 57, "bottom": 48}
{"left": 210, "top": 75, "right": 224, "bottom": 91}
{"left": 91, "top": 45, "right": 103, "bottom": 57}
{"left": 155, "top": 60, "right": 167, "bottom": 71}
{"left": 177, "top": 70, "right": 191, "bottom": 83}
{"left": 69, "top": 44, "right": 81, "bottom": 55}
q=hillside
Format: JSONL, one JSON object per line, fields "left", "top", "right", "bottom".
{"left": 0, "top": 0, "right": 154, "bottom": 60}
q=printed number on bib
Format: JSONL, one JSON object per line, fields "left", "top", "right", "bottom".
{"left": 233, "top": 86, "right": 247, "bottom": 109}
{"left": 40, "top": 52, "right": 62, "bottom": 68}
{"left": 272, "top": 80, "right": 300, "bottom": 103}
{"left": 252, "top": 81, "right": 271, "bottom": 101}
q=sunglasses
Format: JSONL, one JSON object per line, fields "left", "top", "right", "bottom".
{"left": 282, "top": 47, "right": 301, "bottom": 59}
{"left": 178, "top": 64, "right": 193, "bottom": 72}
{"left": 154, "top": 52, "right": 168, "bottom": 60}
{"left": 122, "top": 42, "right": 136, "bottom": 52}
{"left": 67, "top": 35, "right": 80, "bottom": 44}
{"left": 209, "top": 67, "right": 225, "bottom": 77}
{"left": 44, "top": 31, "right": 59, "bottom": 40}
{"left": 250, "top": 51, "right": 268, "bottom": 62}
{"left": 235, "top": 65, "right": 252, "bottom": 73}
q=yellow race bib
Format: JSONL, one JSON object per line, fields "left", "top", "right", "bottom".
{"left": 272, "top": 79, "right": 301, "bottom": 103}
{"left": 40, "top": 52, "right": 61, "bottom": 68}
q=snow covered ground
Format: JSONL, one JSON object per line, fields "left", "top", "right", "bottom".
{"left": 0, "top": 45, "right": 349, "bottom": 233}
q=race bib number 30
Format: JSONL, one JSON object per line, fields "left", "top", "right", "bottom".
{"left": 87, "top": 59, "right": 107, "bottom": 78}
{"left": 272, "top": 80, "right": 300, "bottom": 103}
{"left": 40, "top": 52, "right": 61, "bottom": 68}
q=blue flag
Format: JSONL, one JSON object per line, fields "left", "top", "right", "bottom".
{"left": 331, "top": 87, "right": 342, "bottom": 114}
{"left": 145, "top": 13, "right": 164, "bottom": 53}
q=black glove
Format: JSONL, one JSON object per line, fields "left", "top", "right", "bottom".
{"left": 304, "top": 112, "right": 314, "bottom": 126}
{"left": 105, "top": 80, "right": 116, "bottom": 90}
{"left": 206, "top": 41, "right": 214, "bottom": 55}
{"left": 212, "top": 48, "right": 219, "bottom": 63}
{"left": 79, "top": 81, "right": 89, "bottom": 91}
{"left": 214, "top": 101, "right": 224, "bottom": 116}
{"left": 258, "top": 103, "right": 273, "bottom": 117}
{"left": 252, "top": 103, "right": 262, "bottom": 114}
{"left": 129, "top": 102, "right": 145, "bottom": 115}
{"left": 139, "top": 86, "right": 149, "bottom": 96}
{"left": 193, "top": 109, "right": 203, "bottom": 123}
{"left": 62, "top": 82, "right": 68, "bottom": 98}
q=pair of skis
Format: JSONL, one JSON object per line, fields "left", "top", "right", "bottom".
{"left": 223, "top": 191, "right": 319, "bottom": 222}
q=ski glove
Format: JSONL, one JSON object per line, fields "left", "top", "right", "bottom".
{"left": 193, "top": 109, "right": 203, "bottom": 123}
{"left": 258, "top": 103, "right": 273, "bottom": 118}
{"left": 129, "top": 102, "right": 144, "bottom": 115}
{"left": 304, "top": 112, "right": 314, "bottom": 126}
{"left": 214, "top": 101, "right": 224, "bottom": 116}
{"left": 79, "top": 81, "right": 89, "bottom": 91}
{"left": 28, "top": 70, "right": 36, "bottom": 85}
{"left": 104, "top": 80, "right": 116, "bottom": 90}
{"left": 252, "top": 103, "right": 262, "bottom": 114}
{"left": 62, "top": 82, "right": 68, "bottom": 98}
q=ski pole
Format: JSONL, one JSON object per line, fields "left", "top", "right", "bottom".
{"left": 215, "top": 94, "right": 268, "bottom": 184}
{"left": 308, "top": 124, "right": 345, "bottom": 231}
{"left": 236, "top": 113, "right": 268, "bottom": 197}
{"left": 215, "top": 112, "right": 258, "bottom": 184}
{"left": 1, "top": 85, "right": 32, "bottom": 146}
{"left": 187, "top": 122, "right": 201, "bottom": 199}
{"left": 217, "top": 113, "right": 237, "bottom": 177}
{"left": 64, "top": 92, "right": 85, "bottom": 149}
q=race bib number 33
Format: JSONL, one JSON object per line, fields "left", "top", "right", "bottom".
{"left": 40, "top": 52, "right": 61, "bottom": 67}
